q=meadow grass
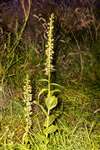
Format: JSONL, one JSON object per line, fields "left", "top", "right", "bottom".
{"left": 0, "top": 3, "right": 100, "bottom": 150}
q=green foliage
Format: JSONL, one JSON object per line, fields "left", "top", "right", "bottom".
{"left": 0, "top": 3, "right": 100, "bottom": 150}
{"left": 45, "top": 95, "right": 58, "bottom": 111}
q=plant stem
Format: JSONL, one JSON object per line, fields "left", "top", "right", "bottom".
{"left": 48, "top": 70, "right": 51, "bottom": 97}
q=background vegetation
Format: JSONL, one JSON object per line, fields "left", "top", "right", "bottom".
{"left": 0, "top": 0, "right": 100, "bottom": 149}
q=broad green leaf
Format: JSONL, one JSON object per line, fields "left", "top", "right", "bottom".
{"left": 51, "top": 89, "right": 61, "bottom": 95}
{"left": 51, "top": 83, "right": 64, "bottom": 88}
{"left": 39, "top": 79, "right": 48, "bottom": 83}
{"left": 33, "top": 101, "right": 47, "bottom": 116}
{"left": 45, "top": 96, "right": 58, "bottom": 111}
{"left": 44, "top": 115, "right": 56, "bottom": 127}
{"left": 38, "top": 88, "right": 48, "bottom": 100}
{"left": 44, "top": 125, "right": 58, "bottom": 135}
